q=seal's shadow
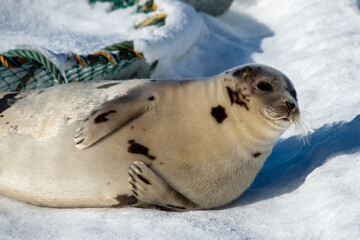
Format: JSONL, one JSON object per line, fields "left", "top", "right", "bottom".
{"left": 215, "top": 9, "right": 274, "bottom": 66}
{"left": 181, "top": 10, "right": 273, "bottom": 78}
{"left": 228, "top": 114, "right": 360, "bottom": 207}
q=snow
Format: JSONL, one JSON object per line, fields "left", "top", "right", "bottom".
{"left": 1, "top": 0, "right": 360, "bottom": 239}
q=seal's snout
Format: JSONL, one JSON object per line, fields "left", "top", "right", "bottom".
{"left": 283, "top": 99, "right": 301, "bottom": 125}
{"left": 285, "top": 101, "right": 296, "bottom": 114}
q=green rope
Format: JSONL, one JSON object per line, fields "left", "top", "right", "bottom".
{"left": 137, "top": 0, "right": 156, "bottom": 13}
{"left": 89, "top": 0, "right": 136, "bottom": 11}
{"left": 103, "top": 41, "right": 134, "bottom": 51}
{"left": 5, "top": 49, "right": 65, "bottom": 84}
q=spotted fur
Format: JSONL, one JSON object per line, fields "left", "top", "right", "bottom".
{"left": 226, "top": 87, "right": 250, "bottom": 110}
{"left": 0, "top": 64, "right": 298, "bottom": 211}
{"left": 0, "top": 93, "right": 24, "bottom": 114}
{"left": 211, "top": 105, "right": 227, "bottom": 123}
{"left": 94, "top": 110, "right": 117, "bottom": 123}
{"left": 253, "top": 152, "right": 261, "bottom": 158}
{"left": 113, "top": 194, "right": 138, "bottom": 207}
{"left": 127, "top": 140, "right": 156, "bottom": 160}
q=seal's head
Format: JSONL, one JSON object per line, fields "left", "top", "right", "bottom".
{"left": 223, "top": 64, "right": 301, "bottom": 139}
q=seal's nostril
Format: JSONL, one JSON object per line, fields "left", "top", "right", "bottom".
{"left": 286, "top": 101, "right": 296, "bottom": 112}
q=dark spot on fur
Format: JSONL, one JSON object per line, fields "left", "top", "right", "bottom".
{"left": 232, "top": 67, "right": 251, "bottom": 78}
{"left": 150, "top": 79, "right": 156, "bottom": 82}
{"left": 226, "top": 87, "right": 249, "bottom": 111}
{"left": 128, "top": 140, "right": 148, "bottom": 155}
{"left": 238, "top": 101, "right": 249, "bottom": 110}
{"left": 166, "top": 204, "right": 186, "bottom": 210}
{"left": 160, "top": 161, "right": 164, "bottom": 165}
{"left": 10, "top": 125, "right": 18, "bottom": 131}
{"left": 226, "top": 87, "right": 234, "bottom": 105}
{"left": 67, "top": 117, "right": 71, "bottom": 121}
{"left": 148, "top": 96, "right": 155, "bottom": 101}
{"left": 6, "top": 122, "right": 9, "bottom": 124}
{"left": 112, "top": 194, "right": 138, "bottom": 207}
{"left": 0, "top": 93, "right": 24, "bottom": 114}
{"left": 131, "top": 126, "right": 134, "bottom": 129}
{"left": 138, "top": 175, "right": 151, "bottom": 185}
{"left": 107, "top": 182, "right": 110, "bottom": 185}
{"left": 255, "top": 66, "right": 262, "bottom": 73}
{"left": 253, "top": 152, "right": 261, "bottom": 158}
{"left": 96, "top": 82, "right": 120, "bottom": 89}
{"left": 37, "top": 90, "right": 44, "bottom": 95}
{"left": 128, "top": 140, "right": 156, "bottom": 160}
{"left": 94, "top": 110, "right": 117, "bottom": 123}
{"left": 211, "top": 105, "right": 227, "bottom": 123}
{"left": 233, "top": 69, "right": 243, "bottom": 78}
{"left": 76, "top": 139, "right": 85, "bottom": 145}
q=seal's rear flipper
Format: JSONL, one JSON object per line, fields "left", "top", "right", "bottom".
{"left": 74, "top": 90, "right": 152, "bottom": 149}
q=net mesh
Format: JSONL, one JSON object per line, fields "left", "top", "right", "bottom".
{"left": 0, "top": 0, "right": 167, "bottom": 92}
{"left": 0, "top": 42, "right": 142, "bottom": 92}
{"left": 89, "top": 0, "right": 156, "bottom": 12}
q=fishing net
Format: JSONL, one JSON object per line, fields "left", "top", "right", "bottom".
{"left": 0, "top": 0, "right": 165, "bottom": 92}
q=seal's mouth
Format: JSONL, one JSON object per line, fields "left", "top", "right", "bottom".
{"left": 260, "top": 107, "right": 312, "bottom": 141}
{"left": 260, "top": 108, "right": 299, "bottom": 126}
{"left": 280, "top": 112, "right": 295, "bottom": 122}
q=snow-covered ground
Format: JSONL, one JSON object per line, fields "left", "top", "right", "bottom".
{"left": 1, "top": 0, "right": 360, "bottom": 239}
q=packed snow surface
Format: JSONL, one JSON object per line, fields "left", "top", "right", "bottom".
{"left": 1, "top": 0, "right": 360, "bottom": 239}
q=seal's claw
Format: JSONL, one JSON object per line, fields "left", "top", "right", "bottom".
{"left": 74, "top": 131, "right": 87, "bottom": 149}
{"left": 128, "top": 161, "right": 151, "bottom": 202}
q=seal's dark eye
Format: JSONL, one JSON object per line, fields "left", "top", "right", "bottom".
{"left": 257, "top": 82, "right": 273, "bottom": 92}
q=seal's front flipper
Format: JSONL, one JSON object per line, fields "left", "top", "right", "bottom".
{"left": 75, "top": 90, "right": 153, "bottom": 149}
{"left": 128, "top": 161, "right": 199, "bottom": 211}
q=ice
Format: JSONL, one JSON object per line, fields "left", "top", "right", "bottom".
{"left": 1, "top": 0, "right": 360, "bottom": 239}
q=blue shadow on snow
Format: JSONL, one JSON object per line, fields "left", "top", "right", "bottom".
{"left": 229, "top": 114, "right": 360, "bottom": 206}
{"left": 190, "top": 11, "right": 274, "bottom": 78}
